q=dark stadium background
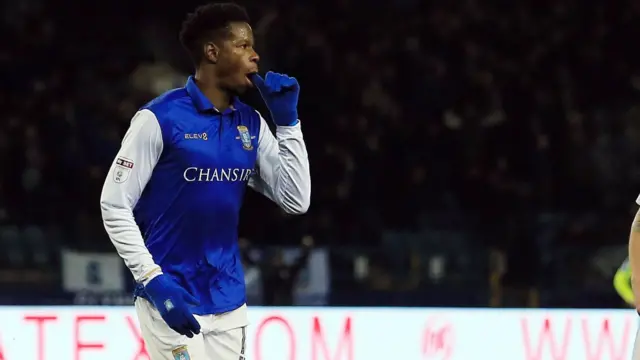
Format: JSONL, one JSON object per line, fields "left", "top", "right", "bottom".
{"left": 1, "top": 0, "right": 639, "bottom": 309}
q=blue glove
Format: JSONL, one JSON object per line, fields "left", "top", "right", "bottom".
{"left": 250, "top": 72, "right": 300, "bottom": 126}
{"left": 144, "top": 274, "right": 201, "bottom": 338}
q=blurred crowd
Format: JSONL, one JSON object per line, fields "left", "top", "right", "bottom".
{"left": 2, "top": 0, "right": 640, "bottom": 306}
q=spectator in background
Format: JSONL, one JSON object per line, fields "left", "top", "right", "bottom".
{"left": 239, "top": 237, "right": 262, "bottom": 302}
{"left": 241, "top": 236, "right": 313, "bottom": 306}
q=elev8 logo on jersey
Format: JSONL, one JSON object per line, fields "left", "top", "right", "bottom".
{"left": 184, "top": 132, "right": 208, "bottom": 140}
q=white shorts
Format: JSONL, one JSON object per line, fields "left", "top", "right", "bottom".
{"left": 135, "top": 298, "right": 249, "bottom": 360}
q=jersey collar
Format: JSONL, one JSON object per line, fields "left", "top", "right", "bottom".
{"left": 185, "top": 76, "right": 241, "bottom": 115}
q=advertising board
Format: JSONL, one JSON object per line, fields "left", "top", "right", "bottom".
{"left": 0, "top": 307, "right": 635, "bottom": 360}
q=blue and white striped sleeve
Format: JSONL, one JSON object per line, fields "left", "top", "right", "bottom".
{"left": 100, "top": 109, "right": 163, "bottom": 284}
{"left": 248, "top": 111, "right": 311, "bottom": 214}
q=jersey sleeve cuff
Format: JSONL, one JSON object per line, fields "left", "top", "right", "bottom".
{"left": 139, "top": 266, "right": 162, "bottom": 285}
{"left": 276, "top": 120, "right": 301, "bottom": 128}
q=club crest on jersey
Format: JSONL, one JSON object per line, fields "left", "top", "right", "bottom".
{"left": 172, "top": 346, "right": 190, "bottom": 360}
{"left": 236, "top": 125, "right": 254, "bottom": 151}
{"left": 113, "top": 157, "right": 134, "bottom": 183}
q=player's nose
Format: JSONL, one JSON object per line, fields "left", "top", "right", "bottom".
{"left": 250, "top": 51, "right": 260, "bottom": 64}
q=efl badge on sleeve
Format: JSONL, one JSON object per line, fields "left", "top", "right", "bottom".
{"left": 113, "top": 156, "right": 134, "bottom": 183}
{"left": 236, "top": 125, "right": 254, "bottom": 151}
{"left": 172, "top": 346, "right": 191, "bottom": 360}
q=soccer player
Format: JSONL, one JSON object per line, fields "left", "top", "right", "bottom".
{"left": 99, "top": 3, "right": 311, "bottom": 360}
{"left": 628, "top": 205, "right": 640, "bottom": 360}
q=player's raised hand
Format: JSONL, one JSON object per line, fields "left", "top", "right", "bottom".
{"left": 144, "top": 274, "right": 201, "bottom": 338}
{"left": 250, "top": 71, "right": 300, "bottom": 126}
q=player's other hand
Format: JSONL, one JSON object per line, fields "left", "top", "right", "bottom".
{"left": 144, "top": 274, "right": 201, "bottom": 338}
{"left": 250, "top": 71, "right": 299, "bottom": 126}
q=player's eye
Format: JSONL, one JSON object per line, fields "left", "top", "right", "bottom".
{"left": 239, "top": 44, "right": 249, "bottom": 49}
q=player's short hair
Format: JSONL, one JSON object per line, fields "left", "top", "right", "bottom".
{"left": 179, "top": 3, "right": 250, "bottom": 63}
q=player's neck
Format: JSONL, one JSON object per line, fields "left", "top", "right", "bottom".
{"left": 193, "top": 72, "right": 232, "bottom": 111}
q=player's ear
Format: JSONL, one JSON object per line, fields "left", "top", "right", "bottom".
{"left": 203, "top": 42, "right": 220, "bottom": 64}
